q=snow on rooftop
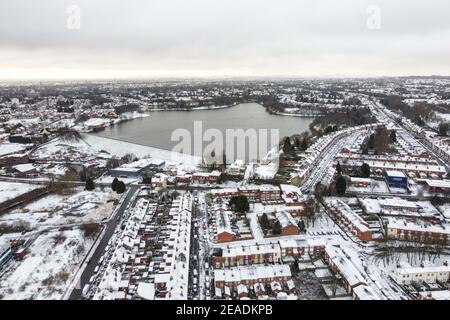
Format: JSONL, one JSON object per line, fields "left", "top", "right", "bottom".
{"left": 325, "top": 245, "right": 367, "bottom": 287}
{"left": 385, "top": 170, "right": 407, "bottom": 178}
{"left": 136, "top": 283, "right": 155, "bottom": 300}
{"left": 425, "top": 179, "right": 450, "bottom": 189}
{"left": 12, "top": 163, "right": 36, "bottom": 173}
{"left": 387, "top": 219, "right": 450, "bottom": 235}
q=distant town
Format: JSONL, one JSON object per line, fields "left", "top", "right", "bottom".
{"left": 0, "top": 77, "right": 449, "bottom": 301}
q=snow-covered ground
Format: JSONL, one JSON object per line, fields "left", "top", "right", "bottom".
{"left": 0, "top": 181, "right": 40, "bottom": 204}
{"left": 0, "top": 143, "right": 30, "bottom": 157}
{"left": 0, "top": 229, "right": 95, "bottom": 300}
{"left": 95, "top": 175, "right": 139, "bottom": 185}
{"left": 0, "top": 188, "right": 115, "bottom": 229}
{"left": 81, "top": 133, "right": 201, "bottom": 167}
{"left": 30, "top": 137, "right": 108, "bottom": 166}
{"left": 368, "top": 246, "right": 450, "bottom": 274}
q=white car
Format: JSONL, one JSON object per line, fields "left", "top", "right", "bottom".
{"left": 82, "top": 284, "right": 90, "bottom": 297}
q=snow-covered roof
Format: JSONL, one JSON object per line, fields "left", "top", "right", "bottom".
{"left": 424, "top": 179, "right": 450, "bottom": 189}
{"left": 353, "top": 285, "right": 381, "bottom": 300}
{"left": 385, "top": 170, "right": 407, "bottom": 178}
{"left": 387, "top": 219, "right": 450, "bottom": 235}
{"left": 136, "top": 283, "right": 155, "bottom": 300}
{"left": 215, "top": 265, "right": 291, "bottom": 284}
{"left": 395, "top": 264, "right": 450, "bottom": 276}
{"left": 325, "top": 245, "right": 367, "bottom": 288}
{"left": 326, "top": 199, "right": 370, "bottom": 234}
{"left": 12, "top": 163, "right": 36, "bottom": 173}
{"left": 275, "top": 210, "right": 297, "bottom": 229}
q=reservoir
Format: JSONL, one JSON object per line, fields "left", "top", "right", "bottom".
{"left": 92, "top": 103, "right": 314, "bottom": 161}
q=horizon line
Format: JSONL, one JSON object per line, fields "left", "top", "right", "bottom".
{"left": 1, "top": 74, "right": 450, "bottom": 83}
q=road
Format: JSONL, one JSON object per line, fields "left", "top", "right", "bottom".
{"left": 68, "top": 185, "right": 139, "bottom": 300}
{"left": 370, "top": 100, "right": 450, "bottom": 173}
{"left": 187, "top": 193, "right": 199, "bottom": 299}
{"left": 196, "top": 193, "right": 213, "bottom": 299}
{"left": 300, "top": 131, "right": 364, "bottom": 194}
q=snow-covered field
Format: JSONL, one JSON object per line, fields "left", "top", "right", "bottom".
{"left": 30, "top": 137, "right": 105, "bottom": 162}
{"left": 0, "top": 188, "right": 115, "bottom": 229}
{"left": 0, "top": 181, "right": 40, "bottom": 204}
{"left": 82, "top": 133, "right": 201, "bottom": 167}
{"left": 367, "top": 246, "right": 450, "bottom": 274}
{"left": 0, "top": 229, "right": 94, "bottom": 300}
{"left": 0, "top": 143, "right": 30, "bottom": 157}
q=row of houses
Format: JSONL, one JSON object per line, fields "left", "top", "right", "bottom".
{"left": 359, "top": 197, "right": 442, "bottom": 223}
{"left": 214, "top": 264, "right": 296, "bottom": 300}
{"left": 153, "top": 194, "right": 193, "bottom": 299}
{"left": 395, "top": 130, "right": 430, "bottom": 158}
{"left": 423, "top": 179, "right": 450, "bottom": 195}
{"left": 93, "top": 192, "right": 193, "bottom": 300}
{"left": 110, "top": 158, "right": 166, "bottom": 178}
{"left": 94, "top": 195, "right": 158, "bottom": 300}
{"left": 211, "top": 199, "right": 253, "bottom": 243}
{"left": 292, "top": 123, "right": 383, "bottom": 184}
{"left": 323, "top": 245, "right": 381, "bottom": 300}
{"left": 339, "top": 158, "right": 446, "bottom": 180}
{"left": 212, "top": 238, "right": 326, "bottom": 268}
{"left": 210, "top": 185, "right": 282, "bottom": 203}
{"left": 386, "top": 219, "right": 450, "bottom": 244}
{"left": 214, "top": 201, "right": 236, "bottom": 243}
{"left": 324, "top": 199, "right": 372, "bottom": 241}
{"left": 273, "top": 210, "right": 300, "bottom": 236}
{"left": 210, "top": 184, "right": 306, "bottom": 216}
{"left": 378, "top": 198, "right": 421, "bottom": 213}
{"left": 175, "top": 170, "right": 222, "bottom": 185}
{"left": 336, "top": 151, "right": 439, "bottom": 167}
{"left": 393, "top": 263, "right": 450, "bottom": 285}
{"left": 401, "top": 118, "right": 450, "bottom": 163}
{"left": 424, "top": 133, "right": 450, "bottom": 163}
{"left": 214, "top": 264, "right": 292, "bottom": 288}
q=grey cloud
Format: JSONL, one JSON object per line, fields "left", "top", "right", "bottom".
{"left": 0, "top": 0, "right": 449, "bottom": 78}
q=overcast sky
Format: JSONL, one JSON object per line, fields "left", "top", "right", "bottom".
{"left": 0, "top": 0, "right": 449, "bottom": 79}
